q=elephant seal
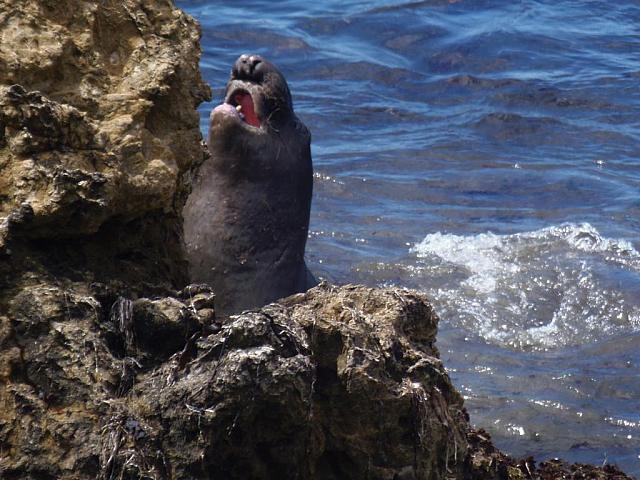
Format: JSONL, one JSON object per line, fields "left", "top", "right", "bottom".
{"left": 183, "top": 54, "right": 314, "bottom": 315}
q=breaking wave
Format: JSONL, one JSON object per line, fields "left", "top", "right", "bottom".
{"left": 412, "top": 223, "right": 640, "bottom": 350}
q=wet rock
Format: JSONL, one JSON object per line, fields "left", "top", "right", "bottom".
{"left": 3, "top": 275, "right": 629, "bottom": 479}
{"left": 464, "top": 429, "right": 633, "bottom": 480}
{"left": 0, "top": 278, "right": 217, "bottom": 477}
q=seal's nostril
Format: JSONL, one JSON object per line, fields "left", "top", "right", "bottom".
{"left": 249, "top": 56, "right": 262, "bottom": 68}
{"left": 232, "top": 54, "right": 267, "bottom": 81}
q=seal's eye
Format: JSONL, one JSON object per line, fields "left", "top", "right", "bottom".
{"left": 232, "top": 91, "right": 260, "bottom": 128}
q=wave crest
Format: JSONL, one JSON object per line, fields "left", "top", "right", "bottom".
{"left": 412, "top": 223, "right": 640, "bottom": 350}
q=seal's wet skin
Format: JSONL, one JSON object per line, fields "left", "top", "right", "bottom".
{"left": 184, "top": 54, "right": 314, "bottom": 316}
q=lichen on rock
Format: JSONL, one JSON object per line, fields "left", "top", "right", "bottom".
{"left": 0, "top": 0, "right": 211, "bottom": 284}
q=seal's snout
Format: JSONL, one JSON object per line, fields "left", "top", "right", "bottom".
{"left": 233, "top": 54, "right": 264, "bottom": 81}
{"left": 225, "top": 54, "right": 294, "bottom": 127}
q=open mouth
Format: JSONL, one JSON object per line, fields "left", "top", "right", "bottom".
{"left": 228, "top": 90, "right": 260, "bottom": 128}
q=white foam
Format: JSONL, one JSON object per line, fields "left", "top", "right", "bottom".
{"left": 411, "top": 223, "right": 640, "bottom": 350}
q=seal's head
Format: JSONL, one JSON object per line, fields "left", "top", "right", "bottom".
{"left": 227, "top": 54, "right": 293, "bottom": 127}
{"left": 211, "top": 55, "right": 292, "bottom": 135}
{"left": 207, "top": 54, "right": 309, "bottom": 181}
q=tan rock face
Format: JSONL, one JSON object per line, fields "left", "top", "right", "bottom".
{"left": 0, "top": 0, "right": 211, "bottom": 285}
{"left": 0, "top": 1, "right": 211, "bottom": 474}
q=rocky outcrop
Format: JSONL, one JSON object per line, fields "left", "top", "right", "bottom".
{"left": 0, "top": 1, "right": 633, "bottom": 479}
{"left": 0, "top": 0, "right": 211, "bottom": 287}
{"left": 129, "top": 284, "right": 469, "bottom": 479}
{"left": 0, "top": 0, "right": 212, "bottom": 476}
{"left": 2, "top": 276, "right": 631, "bottom": 479}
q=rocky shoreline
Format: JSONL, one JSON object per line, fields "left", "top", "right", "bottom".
{"left": 0, "top": 1, "right": 633, "bottom": 478}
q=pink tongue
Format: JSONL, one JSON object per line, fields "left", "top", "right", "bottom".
{"left": 235, "top": 93, "right": 260, "bottom": 127}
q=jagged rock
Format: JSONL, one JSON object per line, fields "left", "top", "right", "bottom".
{"left": 464, "top": 429, "right": 632, "bottom": 480}
{"left": 4, "top": 280, "right": 468, "bottom": 479}
{"left": 129, "top": 284, "right": 469, "bottom": 479}
{"left": 1, "top": 280, "right": 471, "bottom": 479}
{"left": 0, "top": 0, "right": 211, "bottom": 477}
{"left": 0, "top": 278, "right": 217, "bottom": 478}
{"left": 3, "top": 278, "right": 630, "bottom": 479}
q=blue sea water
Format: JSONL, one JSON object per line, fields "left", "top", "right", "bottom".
{"left": 176, "top": 0, "right": 640, "bottom": 474}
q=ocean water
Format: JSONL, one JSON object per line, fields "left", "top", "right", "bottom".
{"left": 176, "top": 0, "right": 640, "bottom": 474}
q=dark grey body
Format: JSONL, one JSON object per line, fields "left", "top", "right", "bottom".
{"left": 184, "top": 55, "right": 314, "bottom": 315}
